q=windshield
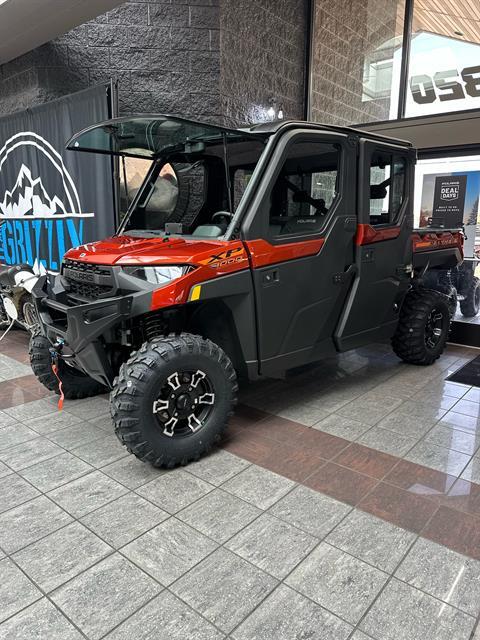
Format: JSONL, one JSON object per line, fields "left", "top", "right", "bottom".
{"left": 120, "top": 136, "right": 266, "bottom": 239}
{"left": 67, "top": 115, "right": 269, "bottom": 239}
{"left": 67, "top": 115, "right": 261, "bottom": 159}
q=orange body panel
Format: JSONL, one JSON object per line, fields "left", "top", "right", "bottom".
{"left": 355, "top": 224, "right": 401, "bottom": 245}
{"left": 63, "top": 227, "right": 463, "bottom": 314}
{"left": 64, "top": 236, "right": 249, "bottom": 312}
{"left": 244, "top": 238, "right": 325, "bottom": 267}
{"left": 412, "top": 230, "right": 464, "bottom": 255}
{"left": 64, "top": 234, "right": 328, "bottom": 312}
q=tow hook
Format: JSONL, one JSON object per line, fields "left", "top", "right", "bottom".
{"left": 49, "top": 340, "right": 65, "bottom": 410}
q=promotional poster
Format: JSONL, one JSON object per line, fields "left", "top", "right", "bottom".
{"left": 0, "top": 84, "right": 115, "bottom": 272}
{"left": 431, "top": 174, "right": 468, "bottom": 228}
{"left": 419, "top": 170, "right": 480, "bottom": 228}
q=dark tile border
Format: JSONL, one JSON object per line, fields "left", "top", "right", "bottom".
{"left": 222, "top": 404, "right": 480, "bottom": 560}
{"left": 4, "top": 332, "right": 480, "bottom": 559}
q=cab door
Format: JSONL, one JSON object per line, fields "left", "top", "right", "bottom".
{"left": 242, "top": 130, "right": 357, "bottom": 376}
{"left": 335, "top": 139, "right": 415, "bottom": 351}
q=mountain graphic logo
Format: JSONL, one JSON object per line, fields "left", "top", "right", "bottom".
{"left": 0, "top": 131, "right": 93, "bottom": 219}
{"left": 0, "top": 164, "right": 68, "bottom": 217}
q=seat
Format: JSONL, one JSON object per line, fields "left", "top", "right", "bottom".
{"left": 0, "top": 264, "right": 34, "bottom": 287}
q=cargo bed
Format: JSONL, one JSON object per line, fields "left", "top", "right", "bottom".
{"left": 412, "top": 228, "right": 463, "bottom": 270}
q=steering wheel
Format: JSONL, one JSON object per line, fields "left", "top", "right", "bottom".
{"left": 211, "top": 211, "right": 234, "bottom": 225}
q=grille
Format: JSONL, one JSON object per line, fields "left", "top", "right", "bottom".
{"left": 62, "top": 259, "right": 114, "bottom": 300}
{"left": 68, "top": 280, "right": 112, "bottom": 299}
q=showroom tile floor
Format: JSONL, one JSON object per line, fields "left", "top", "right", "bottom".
{"left": 1, "top": 329, "right": 480, "bottom": 639}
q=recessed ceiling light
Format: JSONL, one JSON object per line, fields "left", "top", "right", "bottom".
{"left": 454, "top": 30, "right": 464, "bottom": 36}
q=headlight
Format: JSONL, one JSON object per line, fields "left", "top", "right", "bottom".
{"left": 122, "top": 265, "right": 193, "bottom": 285}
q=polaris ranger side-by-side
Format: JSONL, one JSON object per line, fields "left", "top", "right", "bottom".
{"left": 28, "top": 116, "right": 464, "bottom": 467}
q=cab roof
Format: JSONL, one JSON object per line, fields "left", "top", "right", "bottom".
{"left": 242, "top": 119, "right": 413, "bottom": 147}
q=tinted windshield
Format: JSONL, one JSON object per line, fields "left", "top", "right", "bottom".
{"left": 120, "top": 136, "right": 267, "bottom": 239}
{"left": 67, "top": 116, "right": 259, "bottom": 159}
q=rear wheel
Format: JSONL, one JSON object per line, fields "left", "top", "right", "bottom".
{"left": 460, "top": 276, "right": 480, "bottom": 318}
{"left": 29, "top": 333, "right": 106, "bottom": 399}
{"left": 392, "top": 289, "right": 450, "bottom": 365}
{"left": 111, "top": 333, "right": 238, "bottom": 468}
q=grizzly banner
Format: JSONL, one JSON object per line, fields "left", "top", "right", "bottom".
{"left": 0, "top": 84, "right": 115, "bottom": 272}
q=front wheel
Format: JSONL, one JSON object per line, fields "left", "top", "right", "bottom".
{"left": 392, "top": 289, "right": 450, "bottom": 366}
{"left": 111, "top": 333, "right": 238, "bottom": 468}
{"left": 0, "top": 296, "right": 9, "bottom": 329}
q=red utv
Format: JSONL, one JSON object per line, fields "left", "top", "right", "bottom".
{"left": 30, "top": 116, "right": 463, "bottom": 467}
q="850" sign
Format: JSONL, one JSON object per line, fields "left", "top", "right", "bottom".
{"left": 410, "top": 65, "right": 480, "bottom": 104}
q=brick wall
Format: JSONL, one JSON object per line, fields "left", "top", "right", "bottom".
{"left": 0, "top": 1, "right": 222, "bottom": 121}
{"left": 220, "top": 0, "right": 307, "bottom": 125}
{"left": 0, "top": 0, "right": 407, "bottom": 128}
{"left": 310, "top": 0, "right": 403, "bottom": 125}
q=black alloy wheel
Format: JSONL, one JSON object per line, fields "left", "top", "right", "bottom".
{"left": 392, "top": 288, "right": 451, "bottom": 366}
{"left": 153, "top": 369, "right": 215, "bottom": 437}
{"left": 424, "top": 307, "right": 445, "bottom": 350}
{"left": 111, "top": 333, "right": 238, "bottom": 468}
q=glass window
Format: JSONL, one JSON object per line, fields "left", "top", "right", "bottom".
{"left": 310, "top": 0, "right": 406, "bottom": 125}
{"left": 137, "top": 164, "right": 179, "bottom": 217}
{"left": 233, "top": 169, "right": 253, "bottom": 210}
{"left": 120, "top": 157, "right": 154, "bottom": 219}
{"left": 405, "top": 0, "right": 480, "bottom": 117}
{"left": 369, "top": 152, "right": 406, "bottom": 225}
{"left": 125, "top": 162, "right": 204, "bottom": 234}
{"left": 269, "top": 141, "right": 340, "bottom": 237}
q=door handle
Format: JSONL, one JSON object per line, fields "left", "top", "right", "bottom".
{"left": 362, "top": 248, "right": 374, "bottom": 262}
{"left": 262, "top": 269, "right": 279, "bottom": 286}
{"left": 344, "top": 217, "right": 357, "bottom": 232}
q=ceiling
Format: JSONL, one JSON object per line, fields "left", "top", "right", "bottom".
{"left": 0, "top": 0, "right": 124, "bottom": 64}
{"left": 413, "top": 0, "right": 480, "bottom": 43}
{"left": 413, "top": 0, "right": 480, "bottom": 45}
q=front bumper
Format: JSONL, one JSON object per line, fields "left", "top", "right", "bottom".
{"left": 32, "top": 273, "right": 153, "bottom": 387}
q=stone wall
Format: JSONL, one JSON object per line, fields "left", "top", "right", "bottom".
{"left": 0, "top": 0, "right": 307, "bottom": 126}
{"left": 0, "top": 1, "right": 222, "bottom": 121}
{"left": 220, "top": 0, "right": 307, "bottom": 125}
{"left": 0, "top": 0, "right": 408, "bottom": 128}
